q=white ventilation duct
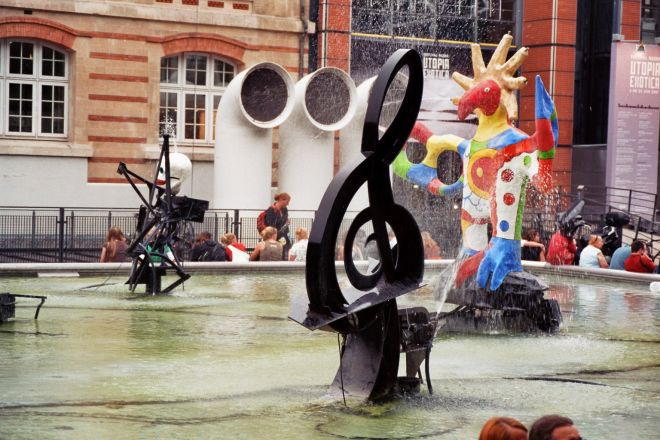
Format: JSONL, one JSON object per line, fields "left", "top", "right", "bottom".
{"left": 214, "top": 63, "right": 294, "bottom": 209}
{"left": 338, "top": 76, "right": 376, "bottom": 211}
{"left": 278, "top": 68, "right": 357, "bottom": 210}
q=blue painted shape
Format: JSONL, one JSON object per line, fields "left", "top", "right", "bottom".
{"left": 406, "top": 163, "right": 437, "bottom": 186}
{"left": 535, "top": 75, "right": 554, "bottom": 120}
{"left": 457, "top": 139, "right": 471, "bottom": 156}
{"left": 476, "top": 236, "right": 523, "bottom": 290}
{"left": 499, "top": 220, "right": 509, "bottom": 232}
{"left": 487, "top": 128, "right": 528, "bottom": 150}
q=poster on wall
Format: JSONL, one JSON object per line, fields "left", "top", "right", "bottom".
{"left": 606, "top": 41, "right": 660, "bottom": 219}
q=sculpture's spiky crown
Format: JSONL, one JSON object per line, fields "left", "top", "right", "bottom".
{"left": 451, "top": 33, "right": 528, "bottom": 121}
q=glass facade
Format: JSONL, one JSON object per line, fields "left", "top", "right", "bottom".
{"left": 641, "top": 0, "right": 660, "bottom": 44}
{"left": 352, "top": 0, "right": 516, "bottom": 44}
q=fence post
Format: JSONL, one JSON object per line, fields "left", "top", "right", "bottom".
{"left": 233, "top": 209, "right": 240, "bottom": 240}
{"left": 58, "top": 208, "right": 65, "bottom": 262}
{"left": 31, "top": 210, "right": 36, "bottom": 249}
{"left": 214, "top": 212, "right": 219, "bottom": 239}
{"left": 108, "top": 211, "right": 112, "bottom": 231}
{"left": 627, "top": 189, "right": 633, "bottom": 213}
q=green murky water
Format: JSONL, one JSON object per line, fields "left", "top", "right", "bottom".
{"left": 1, "top": 272, "right": 658, "bottom": 439}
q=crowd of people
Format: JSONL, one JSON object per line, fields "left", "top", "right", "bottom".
{"left": 100, "top": 195, "right": 656, "bottom": 274}
{"left": 523, "top": 226, "right": 658, "bottom": 274}
{"left": 479, "top": 414, "right": 582, "bottom": 440}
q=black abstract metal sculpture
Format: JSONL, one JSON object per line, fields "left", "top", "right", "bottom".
{"left": 290, "top": 49, "right": 434, "bottom": 401}
{"left": 117, "top": 135, "right": 208, "bottom": 294}
{"left": 0, "top": 293, "right": 47, "bottom": 324}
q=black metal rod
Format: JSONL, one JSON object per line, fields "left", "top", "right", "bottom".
{"left": 12, "top": 294, "right": 47, "bottom": 320}
{"left": 58, "top": 207, "right": 65, "bottom": 263}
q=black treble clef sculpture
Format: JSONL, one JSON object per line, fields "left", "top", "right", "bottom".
{"left": 290, "top": 49, "right": 430, "bottom": 401}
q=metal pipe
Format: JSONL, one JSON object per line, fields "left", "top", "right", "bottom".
{"left": 278, "top": 67, "right": 357, "bottom": 210}
{"left": 214, "top": 63, "right": 295, "bottom": 209}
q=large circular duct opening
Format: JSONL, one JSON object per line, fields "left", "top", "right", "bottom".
{"left": 241, "top": 67, "right": 288, "bottom": 123}
{"left": 305, "top": 71, "right": 351, "bottom": 126}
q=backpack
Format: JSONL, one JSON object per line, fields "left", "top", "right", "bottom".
{"left": 256, "top": 210, "right": 267, "bottom": 233}
{"left": 200, "top": 241, "right": 227, "bottom": 262}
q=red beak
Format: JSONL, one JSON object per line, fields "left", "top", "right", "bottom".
{"left": 457, "top": 79, "right": 501, "bottom": 120}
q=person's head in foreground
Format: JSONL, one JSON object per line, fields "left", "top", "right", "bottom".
{"left": 479, "top": 416, "right": 528, "bottom": 440}
{"left": 529, "top": 415, "right": 582, "bottom": 440}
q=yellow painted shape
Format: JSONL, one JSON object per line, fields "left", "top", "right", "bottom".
{"left": 422, "top": 134, "right": 464, "bottom": 168}
{"left": 473, "top": 106, "right": 511, "bottom": 142}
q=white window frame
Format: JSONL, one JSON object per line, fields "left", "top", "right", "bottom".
{"left": 159, "top": 52, "right": 235, "bottom": 144}
{"left": 0, "top": 39, "right": 69, "bottom": 139}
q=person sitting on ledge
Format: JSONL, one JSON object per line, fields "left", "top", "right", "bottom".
{"left": 100, "top": 226, "right": 129, "bottom": 263}
{"left": 578, "top": 234, "right": 608, "bottom": 269}
{"left": 250, "top": 226, "right": 283, "bottom": 262}
{"left": 529, "top": 414, "right": 582, "bottom": 440}
{"left": 547, "top": 230, "right": 577, "bottom": 265}
{"left": 624, "top": 240, "right": 656, "bottom": 273}
{"left": 478, "top": 416, "right": 528, "bottom": 440}
{"left": 609, "top": 243, "right": 631, "bottom": 270}
{"left": 421, "top": 231, "right": 441, "bottom": 259}
{"left": 221, "top": 233, "right": 248, "bottom": 262}
{"left": 191, "top": 231, "right": 227, "bottom": 262}
{"left": 521, "top": 228, "right": 546, "bottom": 262}
{"left": 288, "top": 227, "right": 309, "bottom": 262}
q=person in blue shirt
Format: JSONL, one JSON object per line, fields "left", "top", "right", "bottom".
{"left": 609, "top": 243, "right": 631, "bottom": 270}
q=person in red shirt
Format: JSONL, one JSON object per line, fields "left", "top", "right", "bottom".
{"left": 547, "top": 230, "right": 578, "bottom": 265}
{"left": 624, "top": 240, "right": 656, "bottom": 273}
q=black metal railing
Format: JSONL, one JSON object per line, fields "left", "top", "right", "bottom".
{"left": 1, "top": 185, "right": 657, "bottom": 264}
{"left": 0, "top": 207, "right": 343, "bottom": 263}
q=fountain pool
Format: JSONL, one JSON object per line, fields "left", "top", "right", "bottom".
{"left": 0, "top": 269, "right": 658, "bottom": 439}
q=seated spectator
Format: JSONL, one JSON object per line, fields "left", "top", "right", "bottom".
{"left": 250, "top": 226, "right": 283, "bottom": 261}
{"left": 624, "top": 240, "right": 656, "bottom": 273}
{"left": 100, "top": 226, "right": 129, "bottom": 262}
{"left": 479, "top": 417, "right": 528, "bottom": 440}
{"left": 578, "top": 234, "right": 608, "bottom": 268}
{"left": 609, "top": 243, "right": 631, "bottom": 270}
{"left": 421, "top": 231, "right": 441, "bottom": 259}
{"left": 336, "top": 230, "right": 365, "bottom": 261}
{"left": 190, "top": 231, "right": 227, "bottom": 262}
{"left": 288, "top": 227, "right": 309, "bottom": 262}
{"left": 521, "top": 228, "right": 546, "bottom": 262}
{"left": 529, "top": 414, "right": 582, "bottom": 440}
{"left": 220, "top": 233, "right": 249, "bottom": 262}
{"left": 547, "top": 230, "right": 577, "bottom": 265}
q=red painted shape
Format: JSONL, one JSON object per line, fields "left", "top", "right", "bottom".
{"left": 501, "top": 168, "right": 514, "bottom": 182}
{"left": 503, "top": 193, "right": 516, "bottom": 205}
{"left": 457, "top": 79, "right": 501, "bottom": 120}
{"left": 455, "top": 250, "right": 485, "bottom": 287}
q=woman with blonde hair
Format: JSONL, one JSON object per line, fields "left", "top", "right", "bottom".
{"left": 100, "top": 226, "right": 129, "bottom": 262}
{"left": 479, "top": 417, "right": 528, "bottom": 440}
{"left": 221, "top": 233, "right": 249, "bottom": 263}
{"left": 250, "top": 226, "right": 283, "bottom": 261}
{"left": 288, "top": 227, "right": 309, "bottom": 262}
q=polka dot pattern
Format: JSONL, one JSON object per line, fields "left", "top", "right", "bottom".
{"left": 503, "top": 193, "right": 515, "bottom": 205}
{"left": 499, "top": 220, "right": 509, "bottom": 232}
{"left": 501, "top": 168, "right": 514, "bottom": 182}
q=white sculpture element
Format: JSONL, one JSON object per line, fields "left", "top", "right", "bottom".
{"left": 278, "top": 68, "right": 357, "bottom": 210}
{"left": 214, "top": 63, "right": 295, "bottom": 209}
{"left": 157, "top": 151, "right": 192, "bottom": 196}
